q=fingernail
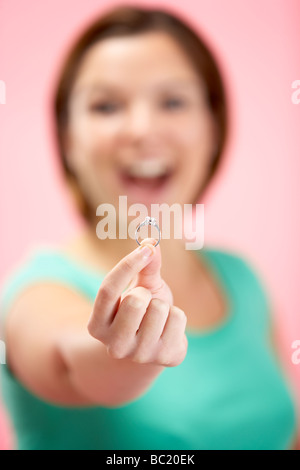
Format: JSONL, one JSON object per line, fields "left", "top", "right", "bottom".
{"left": 139, "top": 244, "right": 154, "bottom": 257}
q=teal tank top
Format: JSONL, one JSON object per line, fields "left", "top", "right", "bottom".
{"left": 0, "top": 246, "right": 297, "bottom": 450}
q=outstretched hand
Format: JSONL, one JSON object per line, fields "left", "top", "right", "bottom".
{"left": 88, "top": 238, "right": 187, "bottom": 367}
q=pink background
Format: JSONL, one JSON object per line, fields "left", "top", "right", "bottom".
{"left": 0, "top": 0, "right": 299, "bottom": 449}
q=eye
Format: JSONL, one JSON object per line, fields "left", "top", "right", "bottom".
{"left": 162, "top": 97, "right": 186, "bottom": 110}
{"left": 90, "top": 102, "right": 119, "bottom": 114}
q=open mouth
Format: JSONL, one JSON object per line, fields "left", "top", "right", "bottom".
{"left": 120, "top": 170, "right": 173, "bottom": 189}
{"left": 118, "top": 159, "right": 175, "bottom": 194}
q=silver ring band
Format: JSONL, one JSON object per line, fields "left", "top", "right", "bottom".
{"left": 135, "top": 217, "right": 161, "bottom": 247}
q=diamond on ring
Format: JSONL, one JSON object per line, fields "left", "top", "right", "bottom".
{"left": 135, "top": 217, "right": 161, "bottom": 247}
{"left": 145, "top": 216, "right": 157, "bottom": 225}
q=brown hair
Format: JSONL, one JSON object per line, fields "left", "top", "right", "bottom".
{"left": 52, "top": 5, "right": 229, "bottom": 223}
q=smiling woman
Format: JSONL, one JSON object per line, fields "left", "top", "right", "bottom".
{"left": 0, "top": 4, "right": 297, "bottom": 450}
{"left": 64, "top": 39, "right": 212, "bottom": 210}
{"left": 53, "top": 6, "right": 228, "bottom": 224}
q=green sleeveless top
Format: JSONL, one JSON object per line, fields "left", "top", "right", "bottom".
{"left": 0, "top": 246, "right": 297, "bottom": 450}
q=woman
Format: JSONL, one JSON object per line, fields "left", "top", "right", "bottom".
{"left": 0, "top": 5, "right": 297, "bottom": 450}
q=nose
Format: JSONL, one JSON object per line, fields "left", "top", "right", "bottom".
{"left": 121, "top": 100, "right": 159, "bottom": 144}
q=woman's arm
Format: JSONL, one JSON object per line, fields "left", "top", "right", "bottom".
{"left": 4, "top": 242, "right": 187, "bottom": 407}
{"left": 4, "top": 282, "right": 163, "bottom": 406}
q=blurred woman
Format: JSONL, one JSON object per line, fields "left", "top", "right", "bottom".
{"left": 0, "top": 5, "right": 297, "bottom": 450}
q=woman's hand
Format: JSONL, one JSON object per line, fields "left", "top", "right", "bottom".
{"left": 88, "top": 238, "right": 188, "bottom": 367}
{"left": 5, "top": 238, "right": 188, "bottom": 406}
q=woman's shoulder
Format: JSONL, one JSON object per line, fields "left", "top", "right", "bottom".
{"left": 202, "top": 245, "right": 268, "bottom": 287}
{"left": 0, "top": 244, "right": 105, "bottom": 336}
{"left": 0, "top": 244, "right": 75, "bottom": 294}
{"left": 201, "top": 245, "right": 273, "bottom": 323}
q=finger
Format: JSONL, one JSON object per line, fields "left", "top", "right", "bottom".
{"left": 107, "top": 287, "right": 152, "bottom": 358}
{"left": 89, "top": 244, "right": 154, "bottom": 335}
{"left": 135, "top": 238, "right": 163, "bottom": 292}
{"left": 123, "top": 238, "right": 161, "bottom": 294}
{"left": 133, "top": 298, "right": 170, "bottom": 363}
{"left": 158, "top": 306, "right": 187, "bottom": 366}
{"left": 128, "top": 238, "right": 173, "bottom": 306}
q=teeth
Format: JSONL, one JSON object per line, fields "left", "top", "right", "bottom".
{"left": 124, "top": 160, "right": 170, "bottom": 178}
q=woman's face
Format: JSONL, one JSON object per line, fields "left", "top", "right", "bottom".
{"left": 65, "top": 31, "right": 217, "bottom": 216}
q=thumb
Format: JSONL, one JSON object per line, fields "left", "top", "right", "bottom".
{"left": 123, "top": 238, "right": 173, "bottom": 306}
{"left": 136, "top": 238, "right": 162, "bottom": 292}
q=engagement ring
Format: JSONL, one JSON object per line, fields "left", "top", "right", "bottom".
{"left": 135, "top": 217, "right": 161, "bottom": 247}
